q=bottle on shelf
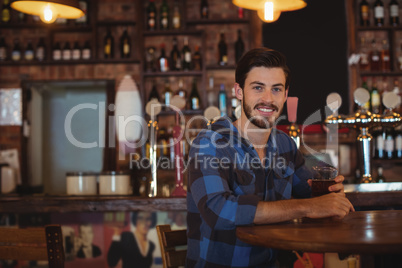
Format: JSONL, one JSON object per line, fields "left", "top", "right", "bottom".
{"left": 104, "top": 28, "right": 114, "bottom": 59}
{"left": 207, "top": 75, "right": 217, "bottom": 107}
{"left": 72, "top": 41, "right": 81, "bottom": 60}
{"left": 159, "top": 43, "right": 169, "bottom": 72}
{"left": 62, "top": 42, "right": 71, "bottom": 61}
{"left": 82, "top": 40, "right": 91, "bottom": 60}
{"left": 373, "top": 0, "right": 384, "bottom": 27}
{"left": 219, "top": 84, "right": 227, "bottom": 116}
{"left": 399, "top": 43, "right": 402, "bottom": 71}
{"left": 163, "top": 80, "right": 173, "bottom": 109}
{"left": 374, "top": 126, "right": 385, "bottom": 159}
{"left": 371, "top": 78, "right": 381, "bottom": 114}
{"left": 361, "top": 77, "right": 370, "bottom": 111}
{"left": 218, "top": 31, "right": 228, "bottom": 66}
{"left": 120, "top": 27, "right": 131, "bottom": 59}
{"left": 369, "top": 39, "right": 381, "bottom": 72}
{"left": 159, "top": 0, "right": 169, "bottom": 30}
{"left": 359, "top": 0, "right": 370, "bottom": 26}
{"left": 200, "top": 0, "right": 209, "bottom": 19}
{"left": 376, "top": 167, "right": 386, "bottom": 183}
{"left": 172, "top": 0, "right": 181, "bottom": 29}
{"left": 0, "top": 36, "right": 7, "bottom": 61}
{"left": 1, "top": 0, "right": 10, "bottom": 23}
{"left": 75, "top": 0, "right": 88, "bottom": 25}
{"left": 380, "top": 39, "right": 390, "bottom": 72}
{"left": 238, "top": 7, "right": 244, "bottom": 19}
{"left": 189, "top": 78, "right": 201, "bottom": 110}
{"left": 52, "top": 41, "right": 61, "bottom": 61}
{"left": 146, "top": 46, "right": 157, "bottom": 72}
{"left": 392, "top": 78, "right": 401, "bottom": 113}
{"left": 389, "top": 0, "right": 399, "bottom": 26}
{"left": 11, "top": 38, "right": 21, "bottom": 61}
{"left": 176, "top": 79, "right": 187, "bottom": 98}
{"left": 359, "top": 37, "right": 369, "bottom": 71}
{"left": 170, "top": 37, "right": 182, "bottom": 71}
{"left": 148, "top": 80, "right": 160, "bottom": 102}
{"left": 146, "top": 0, "right": 157, "bottom": 31}
{"left": 235, "top": 29, "right": 245, "bottom": 63}
{"left": 35, "top": 37, "right": 46, "bottom": 61}
{"left": 231, "top": 87, "right": 239, "bottom": 119}
{"left": 24, "top": 40, "right": 34, "bottom": 61}
{"left": 394, "top": 125, "right": 402, "bottom": 159}
{"left": 384, "top": 127, "right": 395, "bottom": 159}
{"left": 182, "top": 37, "right": 192, "bottom": 71}
{"left": 193, "top": 45, "right": 202, "bottom": 71}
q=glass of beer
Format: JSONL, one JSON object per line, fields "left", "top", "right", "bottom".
{"left": 311, "top": 166, "right": 338, "bottom": 197}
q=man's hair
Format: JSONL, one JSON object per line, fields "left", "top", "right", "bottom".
{"left": 235, "top": 47, "right": 291, "bottom": 90}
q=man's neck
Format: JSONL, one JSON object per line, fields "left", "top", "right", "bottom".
{"left": 233, "top": 117, "right": 271, "bottom": 149}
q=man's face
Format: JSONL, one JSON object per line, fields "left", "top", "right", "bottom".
{"left": 79, "top": 225, "right": 94, "bottom": 247}
{"left": 238, "top": 67, "right": 288, "bottom": 129}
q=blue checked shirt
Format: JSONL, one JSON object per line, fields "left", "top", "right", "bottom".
{"left": 186, "top": 118, "right": 312, "bottom": 268}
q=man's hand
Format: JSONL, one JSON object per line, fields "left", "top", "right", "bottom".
{"left": 306, "top": 191, "right": 355, "bottom": 220}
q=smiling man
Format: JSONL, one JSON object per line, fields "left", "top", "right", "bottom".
{"left": 186, "top": 47, "right": 354, "bottom": 268}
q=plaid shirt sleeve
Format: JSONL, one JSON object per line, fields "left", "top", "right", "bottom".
{"left": 187, "top": 133, "right": 260, "bottom": 230}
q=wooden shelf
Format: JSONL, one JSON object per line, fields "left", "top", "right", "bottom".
{"left": 143, "top": 70, "right": 203, "bottom": 77}
{"left": 0, "top": 23, "right": 91, "bottom": 31}
{"left": 0, "top": 59, "right": 141, "bottom": 66}
{"left": 143, "top": 29, "right": 203, "bottom": 36}
{"left": 206, "top": 64, "right": 237, "bottom": 70}
{"left": 356, "top": 25, "right": 402, "bottom": 31}
{"left": 96, "top": 20, "right": 136, "bottom": 27}
{"left": 359, "top": 71, "right": 402, "bottom": 76}
{"left": 158, "top": 109, "right": 204, "bottom": 116}
{"left": 186, "top": 18, "right": 249, "bottom": 25}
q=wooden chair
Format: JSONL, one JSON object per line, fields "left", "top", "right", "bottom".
{"left": 0, "top": 224, "right": 64, "bottom": 268}
{"left": 156, "top": 224, "right": 187, "bottom": 268}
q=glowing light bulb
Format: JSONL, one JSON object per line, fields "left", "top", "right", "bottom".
{"left": 39, "top": 4, "right": 58, "bottom": 24}
{"left": 257, "top": 2, "right": 281, "bottom": 23}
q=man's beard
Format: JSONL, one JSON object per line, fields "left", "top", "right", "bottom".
{"left": 243, "top": 98, "right": 281, "bottom": 129}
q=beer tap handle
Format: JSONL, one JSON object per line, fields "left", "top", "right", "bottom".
{"left": 326, "top": 92, "right": 342, "bottom": 116}
{"left": 353, "top": 87, "right": 370, "bottom": 112}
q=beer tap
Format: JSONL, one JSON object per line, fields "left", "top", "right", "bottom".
{"left": 325, "top": 89, "right": 401, "bottom": 183}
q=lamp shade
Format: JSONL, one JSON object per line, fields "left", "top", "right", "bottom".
{"left": 233, "top": 0, "right": 306, "bottom": 11}
{"left": 11, "top": 0, "right": 84, "bottom": 19}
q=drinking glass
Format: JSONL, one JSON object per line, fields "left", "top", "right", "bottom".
{"left": 311, "top": 166, "right": 338, "bottom": 197}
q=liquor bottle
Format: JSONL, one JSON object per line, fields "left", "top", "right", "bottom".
{"left": 238, "top": 7, "right": 244, "bottom": 19}
{"left": 120, "top": 27, "right": 131, "bottom": 59}
{"left": 384, "top": 127, "right": 395, "bottom": 159}
{"left": 192, "top": 45, "right": 202, "bottom": 71}
{"left": 72, "top": 41, "right": 81, "bottom": 60}
{"left": 218, "top": 32, "right": 228, "bottom": 66}
{"left": 207, "top": 75, "right": 217, "bottom": 107}
{"left": 176, "top": 79, "right": 187, "bottom": 99}
{"left": 219, "top": 84, "right": 227, "bottom": 116}
{"left": 373, "top": 0, "right": 384, "bottom": 27}
{"left": 189, "top": 78, "right": 201, "bottom": 110}
{"left": 35, "top": 37, "right": 46, "bottom": 61}
{"left": 104, "top": 28, "right": 114, "bottom": 59}
{"left": 146, "top": 0, "right": 157, "bottom": 31}
{"left": 1, "top": 0, "right": 10, "bottom": 23}
{"left": 172, "top": 0, "right": 181, "bottom": 29}
{"left": 159, "top": 43, "right": 169, "bottom": 72}
{"left": 371, "top": 78, "right": 381, "bottom": 114}
{"left": 148, "top": 80, "right": 160, "bottom": 102}
{"left": 235, "top": 29, "right": 245, "bottom": 63}
{"left": 376, "top": 167, "right": 386, "bottom": 183}
{"left": 82, "top": 40, "right": 91, "bottom": 60}
{"left": 360, "top": 0, "right": 370, "bottom": 26}
{"left": 374, "top": 126, "right": 385, "bottom": 159}
{"left": 52, "top": 41, "right": 61, "bottom": 61}
{"left": 11, "top": 39, "right": 21, "bottom": 61}
{"left": 0, "top": 36, "right": 7, "bottom": 61}
{"left": 75, "top": 0, "right": 88, "bottom": 25}
{"left": 394, "top": 125, "right": 402, "bottom": 159}
{"left": 200, "top": 0, "right": 209, "bottom": 19}
{"left": 359, "top": 37, "right": 370, "bottom": 71}
{"left": 369, "top": 39, "right": 381, "bottom": 71}
{"left": 399, "top": 43, "right": 402, "bottom": 71}
{"left": 380, "top": 39, "right": 390, "bottom": 72}
{"left": 160, "top": 0, "right": 169, "bottom": 30}
{"left": 163, "top": 80, "right": 173, "bottom": 108}
{"left": 392, "top": 79, "right": 401, "bottom": 113}
{"left": 182, "top": 37, "right": 192, "bottom": 71}
{"left": 231, "top": 87, "right": 239, "bottom": 119}
{"left": 170, "top": 37, "right": 181, "bottom": 71}
{"left": 24, "top": 40, "right": 34, "bottom": 61}
{"left": 390, "top": 0, "right": 399, "bottom": 26}
{"left": 62, "top": 42, "right": 71, "bottom": 60}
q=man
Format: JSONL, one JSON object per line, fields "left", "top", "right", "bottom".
{"left": 76, "top": 224, "right": 102, "bottom": 259}
{"left": 186, "top": 47, "right": 354, "bottom": 267}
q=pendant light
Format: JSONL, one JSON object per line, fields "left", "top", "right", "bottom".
{"left": 11, "top": 0, "right": 84, "bottom": 24}
{"left": 232, "top": 0, "right": 306, "bottom": 22}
